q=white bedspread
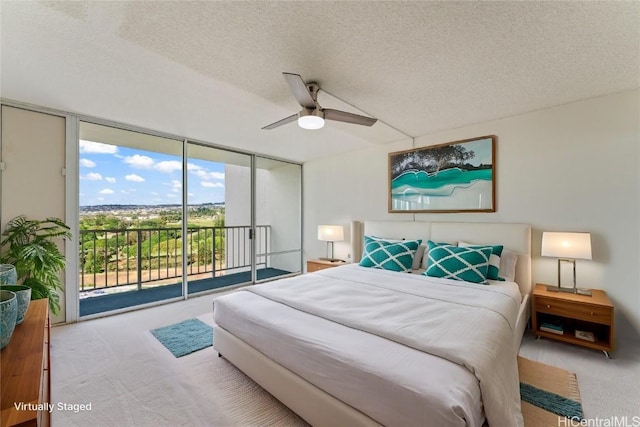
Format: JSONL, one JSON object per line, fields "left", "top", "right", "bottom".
{"left": 246, "top": 264, "right": 524, "bottom": 427}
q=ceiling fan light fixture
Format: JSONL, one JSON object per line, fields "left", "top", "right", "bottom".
{"left": 298, "top": 109, "right": 325, "bottom": 130}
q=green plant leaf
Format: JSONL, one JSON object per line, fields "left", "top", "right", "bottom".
{"left": 1, "top": 215, "right": 69, "bottom": 314}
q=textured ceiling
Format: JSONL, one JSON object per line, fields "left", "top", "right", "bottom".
{"left": 1, "top": 1, "right": 638, "bottom": 162}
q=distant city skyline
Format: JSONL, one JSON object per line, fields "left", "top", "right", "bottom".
{"left": 79, "top": 140, "right": 225, "bottom": 206}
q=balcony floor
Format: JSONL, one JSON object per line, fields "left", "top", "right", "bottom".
{"left": 79, "top": 267, "right": 290, "bottom": 317}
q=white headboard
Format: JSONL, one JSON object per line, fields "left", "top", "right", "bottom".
{"left": 353, "top": 220, "right": 532, "bottom": 296}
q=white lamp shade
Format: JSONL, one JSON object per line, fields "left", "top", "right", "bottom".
{"left": 317, "top": 225, "right": 344, "bottom": 242}
{"left": 541, "top": 232, "right": 592, "bottom": 260}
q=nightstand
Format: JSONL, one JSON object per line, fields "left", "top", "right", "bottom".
{"left": 306, "top": 259, "right": 346, "bottom": 273}
{"left": 532, "top": 284, "right": 614, "bottom": 358}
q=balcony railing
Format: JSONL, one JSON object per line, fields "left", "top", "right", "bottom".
{"left": 79, "top": 225, "right": 270, "bottom": 292}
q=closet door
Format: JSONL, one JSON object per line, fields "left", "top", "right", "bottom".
{"left": 0, "top": 106, "right": 66, "bottom": 322}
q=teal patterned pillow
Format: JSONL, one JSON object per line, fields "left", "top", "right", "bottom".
{"left": 359, "top": 236, "right": 421, "bottom": 272}
{"left": 424, "top": 241, "right": 492, "bottom": 284}
{"left": 458, "top": 241, "right": 504, "bottom": 281}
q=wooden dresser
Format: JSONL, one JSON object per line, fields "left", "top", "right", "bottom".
{"left": 1, "top": 299, "right": 50, "bottom": 427}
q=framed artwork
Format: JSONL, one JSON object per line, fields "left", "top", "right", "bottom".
{"left": 388, "top": 135, "right": 496, "bottom": 213}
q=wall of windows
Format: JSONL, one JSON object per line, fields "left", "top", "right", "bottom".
{"left": 0, "top": 100, "right": 303, "bottom": 322}
{"left": 76, "top": 121, "right": 302, "bottom": 318}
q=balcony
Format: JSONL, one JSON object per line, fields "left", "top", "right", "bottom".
{"left": 79, "top": 225, "right": 293, "bottom": 316}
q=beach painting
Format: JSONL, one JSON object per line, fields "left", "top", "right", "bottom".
{"left": 388, "top": 135, "right": 495, "bottom": 213}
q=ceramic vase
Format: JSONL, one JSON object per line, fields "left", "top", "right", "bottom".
{"left": 0, "top": 285, "right": 31, "bottom": 324}
{"left": 0, "top": 264, "right": 18, "bottom": 285}
{"left": 0, "top": 290, "right": 18, "bottom": 349}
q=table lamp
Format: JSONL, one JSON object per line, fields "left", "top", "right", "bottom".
{"left": 317, "top": 225, "right": 344, "bottom": 262}
{"left": 541, "top": 231, "right": 592, "bottom": 296}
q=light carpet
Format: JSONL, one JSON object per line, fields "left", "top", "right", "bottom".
{"left": 52, "top": 295, "right": 638, "bottom": 426}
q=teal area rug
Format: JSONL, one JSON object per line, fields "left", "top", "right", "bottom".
{"left": 151, "top": 318, "right": 213, "bottom": 358}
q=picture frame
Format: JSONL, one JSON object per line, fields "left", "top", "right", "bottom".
{"left": 388, "top": 135, "right": 496, "bottom": 213}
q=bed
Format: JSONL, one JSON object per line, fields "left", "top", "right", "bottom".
{"left": 213, "top": 221, "right": 531, "bottom": 426}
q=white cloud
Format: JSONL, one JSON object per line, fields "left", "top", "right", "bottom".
{"left": 201, "top": 181, "right": 224, "bottom": 188}
{"left": 125, "top": 174, "right": 145, "bottom": 182}
{"left": 99, "top": 188, "right": 114, "bottom": 195}
{"left": 124, "top": 154, "right": 154, "bottom": 169}
{"left": 97, "top": 197, "right": 105, "bottom": 201}
{"left": 80, "top": 158, "right": 96, "bottom": 168}
{"left": 167, "top": 193, "right": 178, "bottom": 198}
{"left": 171, "top": 180, "right": 181, "bottom": 189}
{"left": 151, "top": 192, "right": 159, "bottom": 196}
{"left": 83, "top": 172, "right": 102, "bottom": 181}
{"left": 105, "top": 177, "right": 116, "bottom": 183}
{"left": 187, "top": 163, "right": 203, "bottom": 171}
{"left": 194, "top": 170, "right": 225, "bottom": 181}
{"left": 154, "top": 160, "right": 182, "bottom": 173}
{"left": 80, "top": 140, "right": 118, "bottom": 154}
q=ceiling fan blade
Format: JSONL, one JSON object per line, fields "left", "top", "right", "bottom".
{"left": 262, "top": 113, "right": 298, "bottom": 130}
{"left": 323, "top": 109, "right": 377, "bottom": 127}
{"left": 283, "top": 72, "right": 316, "bottom": 109}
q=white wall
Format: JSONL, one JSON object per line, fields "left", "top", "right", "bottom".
{"left": 303, "top": 89, "right": 640, "bottom": 338}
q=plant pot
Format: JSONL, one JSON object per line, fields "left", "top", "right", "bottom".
{"left": 0, "top": 285, "right": 31, "bottom": 324}
{"left": 0, "top": 290, "right": 18, "bottom": 349}
{"left": 0, "top": 264, "right": 18, "bottom": 285}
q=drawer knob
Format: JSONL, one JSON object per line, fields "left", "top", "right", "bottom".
{"left": 546, "top": 304, "right": 551, "bottom": 309}
{"left": 590, "top": 312, "right": 595, "bottom": 315}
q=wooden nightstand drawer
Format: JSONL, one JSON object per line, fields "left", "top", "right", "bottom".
{"left": 307, "top": 260, "right": 345, "bottom": 272}
{"left": 535, "top": 296, "right": 612, "bottom": 325}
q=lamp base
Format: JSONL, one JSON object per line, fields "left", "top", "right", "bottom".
{"left": 546, "top": 285, "right": 592, "bottom": 296}
{"left": 546, "top": 285, "right": 575, "bottom": 294}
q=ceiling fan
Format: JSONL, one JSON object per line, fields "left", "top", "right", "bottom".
{"left": 262, "top": 72, "right": 377, "bottom": 130}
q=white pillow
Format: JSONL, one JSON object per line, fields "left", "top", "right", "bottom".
{"left": 413, "top": 244, "right": 427, "bottom": 270}
{"left": 500, "top": 250, "right": 518, "bottom": 282}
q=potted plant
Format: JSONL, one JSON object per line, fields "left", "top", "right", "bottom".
{"left": 0, "top": 216, "right": 71, "bottom": 314}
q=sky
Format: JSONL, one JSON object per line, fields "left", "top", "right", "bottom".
{"left": 79, "top": 140, "right": 225, "bottom": 206}
{"left": 463, "top": 137, "right": 493, "bottom": 165}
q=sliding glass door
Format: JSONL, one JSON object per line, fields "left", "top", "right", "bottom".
{"left": 78, "top": 122, "right": 184, "bottom": 316}
{"left": 77, "top": 122, "right": 302, "bottom": 317}
{"left": 254, "top": 156, "right": 302, "bottom": 280}
{"left": 185, "top": 143, "right": 253, "bottom": 294}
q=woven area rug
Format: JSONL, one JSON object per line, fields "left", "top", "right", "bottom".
{"left": 150, "top": 318, "right": 213, "bottom": 357}
{"left": 518, "top": 356, "right": 584, "bottom": 426}
{"left": 209, "top": 354, "right": 583, "bottom": 426}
